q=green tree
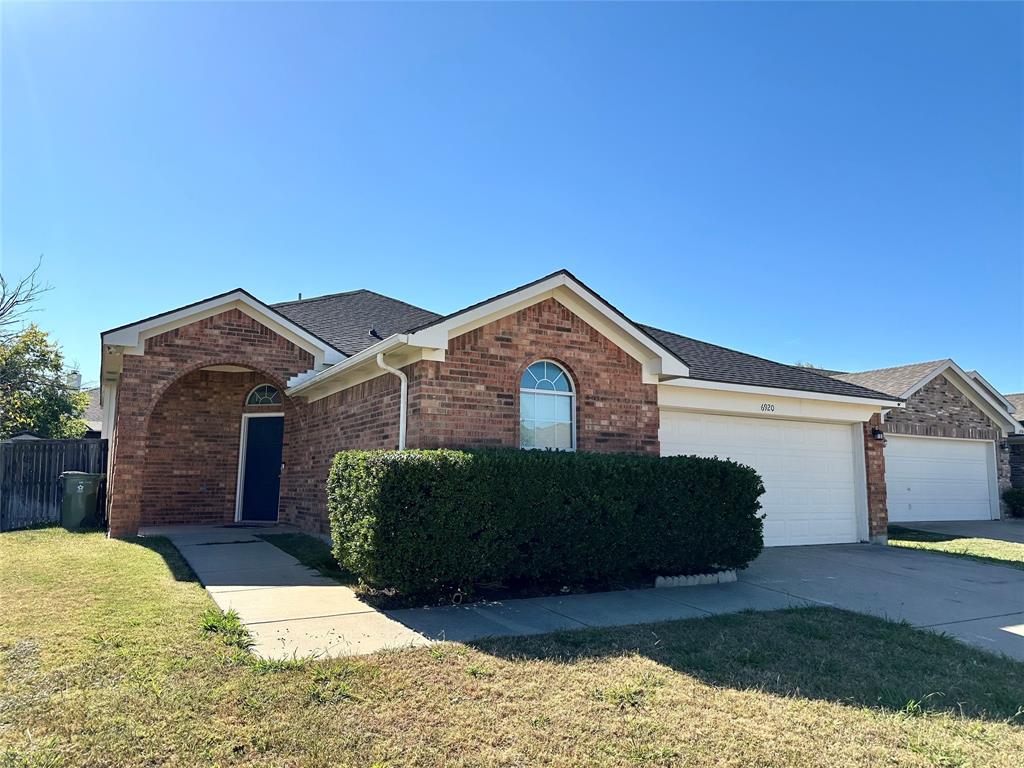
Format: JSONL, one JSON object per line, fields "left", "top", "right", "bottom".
{"left": 0, "top": 325, "right": 89, "bottom": 439}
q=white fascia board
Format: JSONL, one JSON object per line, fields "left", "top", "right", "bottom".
{"left": 658, "top": 383, "right": 883, "bottom": 424}
{"left": 660, "top": 375, "right": 904, "bottom": 409}
{"left": 287, "top": 334, "right": 408, "bottom": 396}
{"left": 405, "top": 272, "right": 690, "bottom": 378}
{"left": 928, "top": 362, "right": 1022, "bottom": 435}
{"left": 966, "top": 369, "right": 1016, "bottom": 413}
{"left": 101, "top": 291, "right": 344, "bottom": 366}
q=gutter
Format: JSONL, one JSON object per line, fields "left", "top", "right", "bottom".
{"left": 658, "top": 376, "right": 905, "bottom": 409}
{"left": 286, "top": 334, "right": 408, "bottom": 395}
{"left": 375, "top": 353, "right": 408, "bottom": 450}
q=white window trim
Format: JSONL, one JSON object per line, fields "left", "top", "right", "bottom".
{"left": 234, "top": 412, "right": 285, "bottom": 523}
{"left": 519, "top": 359, "right": 576, "bottom": 452}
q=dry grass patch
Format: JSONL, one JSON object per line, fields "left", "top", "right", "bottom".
{"left": 2, "top": 528, "right": 1023, "bottom": 767}
{"left": 889, "top": 526, "right": 1024, "bottom": 571}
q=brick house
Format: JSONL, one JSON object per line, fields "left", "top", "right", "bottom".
{"left": 100, "top": 270, "right": 907, "bottom": 543}
{"left": 1004, "top": 393, "right": 1024, "bottom": 490}
{"left": 830, "top": 361, "right": 1021, "bottom": 521}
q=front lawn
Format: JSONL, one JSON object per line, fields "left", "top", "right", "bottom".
{"left": 888, "top": 525, "right": 1024, "bottom": 571}
{"left": 2, "top": 528, "right": 1023, "bottom": 767}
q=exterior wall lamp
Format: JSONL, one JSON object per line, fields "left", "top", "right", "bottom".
{"left": 871, "top": 427, "right": 887, "bottom": 446}
{"left": 1000, "top": 440, "right": 1010, "bottom": 452}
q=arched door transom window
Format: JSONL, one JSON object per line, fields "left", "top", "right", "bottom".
{"left": 519, "top": 360, "right": 575, "bottom": 450}
{"left": 246, "top": 384, "right": 282, "bottom": 406}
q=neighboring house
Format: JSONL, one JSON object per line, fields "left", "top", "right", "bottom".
{"left": 99, "top": 270, "right": 904, "bottom": 544}
{"left": 1005, "top": 393, "right": 1024, "bottom": 490}
{"left": 7, "top": 431, "right": 44, "bottom": 441}
{"left": 83, "top": 387, "right": 102, "bottom": 439}
{"left": 830, "top": 361, "right": 1021, "bottom": 521}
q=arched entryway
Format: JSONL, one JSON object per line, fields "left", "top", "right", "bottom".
{"left": 139, "top": 365, "right": 301, "bottom": 527}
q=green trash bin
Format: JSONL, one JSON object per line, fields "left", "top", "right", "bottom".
{"left": 60, "top": 472, "right": 104, "bottom": 529}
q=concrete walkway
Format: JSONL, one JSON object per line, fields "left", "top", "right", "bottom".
{"left": 146, "top": 525, "right": 1024, "bottom": 661}
{"left": 144, "top": 525, "right": 431, "bottom": 657}
{"left": 893, "top": 518, "right": 1024, "bottom": 544}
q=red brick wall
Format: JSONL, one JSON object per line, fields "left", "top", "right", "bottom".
{"left": 863, "top": 414, "right": 888, "bottom": 542}
{"left": 108, "top": 309, "right": 314, "bottom": 537}
{"left": 141, "top": 370, "right": 303, "bottom": 527}
{"left": 109, "top": 299, "right": 659, "bottom": 537}
{"left": 406, "top": 298, "right": 659, "bottom": 454}
{"left": 886, "top": 373, "right": 1012, "bottom": 514}
{"left": 280, "top": 375, "right": 401, "bottom": 534}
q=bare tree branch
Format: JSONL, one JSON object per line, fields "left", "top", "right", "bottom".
{"left": 0, "top": 258, "right": 50, "bottom": 341}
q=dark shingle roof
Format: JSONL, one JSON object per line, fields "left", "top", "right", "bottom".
{"left": 83, "top": 387, "right": 102, "bottom": 431}
{"left": 273, "top": 290, "right": 441, "bottom": 356}
{"left": 829, "top": 360, "right": 948, "bottom": 398}
{"left": 272, "top": 283, "right": 897, "bottom": 402}
{"left": 640, "top": 325, "right": 898, "bottom": 401}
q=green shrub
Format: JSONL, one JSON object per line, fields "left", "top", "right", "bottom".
{"left": 328, "top": 449, "right": 765, "bottom": 597}
{"left": 1003, "top": 488, "right": 1024, "bottom": 518}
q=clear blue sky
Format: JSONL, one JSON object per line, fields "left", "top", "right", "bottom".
{"left": 3, "top": 2, "right": 1022, "bottom": 392}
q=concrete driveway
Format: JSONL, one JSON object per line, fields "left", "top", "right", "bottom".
{"left": 743, "top": 544, "right": 1024, "bottom": 659}
{"left": 891, "top": 518, "right": 1024, "bottom": 544}
{"left": 150, "top": 525, "right": 1024, "bottom": 661}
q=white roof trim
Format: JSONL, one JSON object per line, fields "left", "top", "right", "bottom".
{"left": 966, "top": 370, "right": 1016, "bottom": 413}
{"left": 101, "top": 290, "right": 345, "bottom": 366}
{"left": 660, "top": 375, "right": 905, "bottom": 409}
{"left": 902, "top": 360, "right": 1022, "bottom": 435}
{"left": 405, "top": 272, "right": 690, "bottom": 379}
{"left": 286, "top": 272, "right": 692, "bottom": 400}
{"left": 287, "top": 334, "right": 407, "bottom": 394}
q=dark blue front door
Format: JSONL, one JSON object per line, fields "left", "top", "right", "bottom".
{"left": 241, "top": 416, "right": 284, "bottom": 521}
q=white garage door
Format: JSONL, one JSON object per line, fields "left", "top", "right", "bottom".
{"left": 660, "top": 411, "right": 860, "bottom": 546}
{"left": 885, "top": 435, "right": 995, "bottom": 522}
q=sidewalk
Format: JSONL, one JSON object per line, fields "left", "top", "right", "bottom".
{"left": 146, "top": 524, "right": 814, "bottom": 659}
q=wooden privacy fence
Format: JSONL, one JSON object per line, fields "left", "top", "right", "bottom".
{"left": 0, "top": 439, "right": 108, "bottom": 532}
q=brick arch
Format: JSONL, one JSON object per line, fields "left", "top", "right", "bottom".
{"left": 514, "top": 355, "right": 581, "bottom": 394}
{"left": 107, "top": 308, "right": 317, "bottom": 537}
{"left": 138, "top": 363, "right": 305, "bottom": 528}
{"left": 140, "top": 358, "right": 306, "bottom": 436}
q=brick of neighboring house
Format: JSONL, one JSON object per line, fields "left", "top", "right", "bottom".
{"left": 405, "top": 297, "right": 660, "bottom": 455}
{"left": 884, "top": 373, "right": 1012, "bottom": 511}
{"left": 1010, "top": 438, "right": 1024, "bottom": 491}
{"left": 863, "top": 414, "right": 888, "bottom": 542}
{"left": 107, "top": 309, "right": 314, "bottom": 537}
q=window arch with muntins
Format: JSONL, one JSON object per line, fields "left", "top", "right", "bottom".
{"left": 246, "top": 384, "right": 282, "bottom": 406}
{"left": 519, "top": 360, "right": 575, "bottom": 450}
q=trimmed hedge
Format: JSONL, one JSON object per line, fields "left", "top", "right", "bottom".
{"left": 328, "top": 449, "right": 765, "bottom": 596}
{"left": 1003, "top": 488, "right": 1024, "bottom": 518}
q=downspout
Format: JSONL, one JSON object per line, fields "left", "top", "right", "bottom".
{"left": 375, "top": 353, "right": 407, "bottom": 450}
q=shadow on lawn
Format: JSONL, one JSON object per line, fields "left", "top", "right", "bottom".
{"left": 470, "top": 606, "right": 1024, "bottom": 724}
{"left": 136, "top": 535, "right": 202, "bottom": 583}
{"left": 888, "top": 526, "right": 966, "bottom": 544}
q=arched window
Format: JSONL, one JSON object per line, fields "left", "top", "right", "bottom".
{"left": 519, "top": 360, "right": 575, "bottom": 450}
{"left": 246, "top": 384, "right": 282, "bottom": 406}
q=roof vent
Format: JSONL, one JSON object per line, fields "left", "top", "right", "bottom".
{"left": 368, "top": 328, "right": 383, "bottom": 340}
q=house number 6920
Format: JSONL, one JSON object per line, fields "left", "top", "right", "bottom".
{"left": 760, "top": 403, "right": 775, "bottom": 412}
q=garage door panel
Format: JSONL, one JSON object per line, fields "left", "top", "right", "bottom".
{"left": 660, "top": 411, "right": 859, "bottom": 547}
{"left": 885, "top": 435, "right": 993, "bottom": 522}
